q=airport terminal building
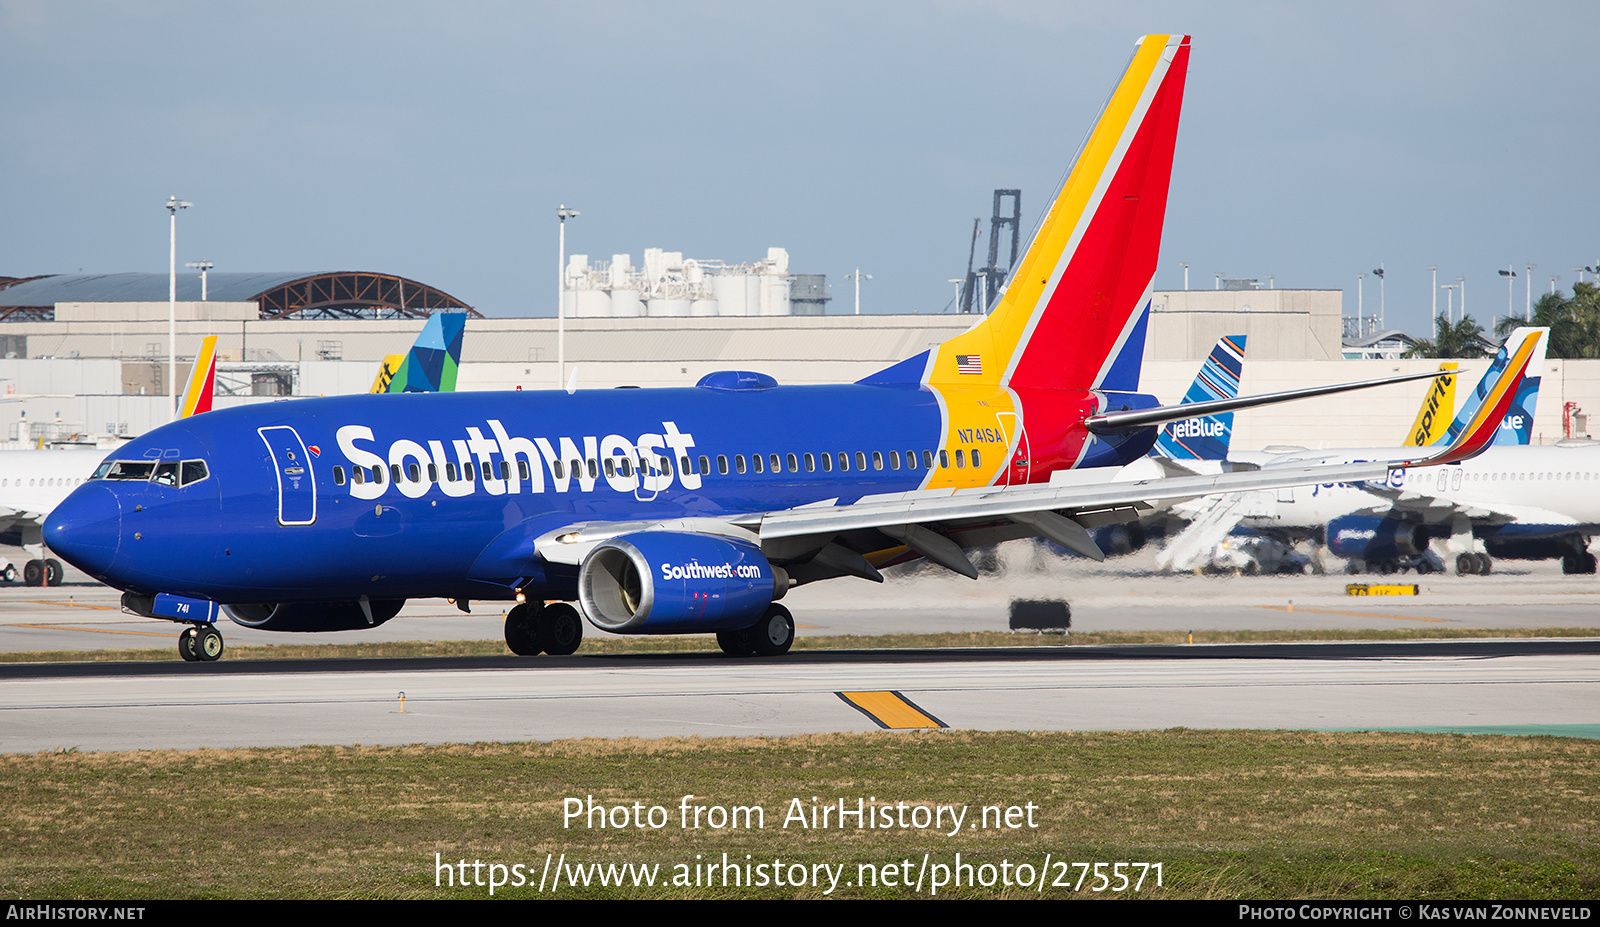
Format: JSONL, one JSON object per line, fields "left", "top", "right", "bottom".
{"left": 0, "top": 271, "right": 1592, "bottom": 451}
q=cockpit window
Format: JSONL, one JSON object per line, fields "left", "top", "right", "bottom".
{"left": 103, "top": 461, "right": 156, "bottom": 481}
{"left": 180, "top": 460, "right": 209, "bottom": 486}
{"left": 93, "top": 458, "right": 210, "bottom": 486}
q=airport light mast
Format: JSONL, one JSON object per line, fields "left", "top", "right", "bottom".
{"left": 1525, "top": 264, "right": 1537, "bottom": 319}
{"left": 1427, "top": 265, "right": 1438, "bottom": 321}
{"left": 186, "top": 260, "right": 214, "bottom": 301}
{"left": 846, "top": 269, "right": 871, "bottom": 315}
{"left": 1372, "top": 264, "right": 1385, "bottom": 330}
{"left": 166, "top": 196, "right": 192, "bottom": 422}
{"left": 1499, "top": 267, "right": 1517, "bottom": 321}
{"left": 556, "top": 204, "right": 579, "bottom": 388}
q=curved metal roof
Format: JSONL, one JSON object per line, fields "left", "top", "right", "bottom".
{"left": 0, "top": 272, "right": 478, "bottom": 321}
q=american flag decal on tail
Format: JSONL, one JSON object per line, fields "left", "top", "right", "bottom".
{"left": 956, "top": 355, "right": 983, "bottom": 375}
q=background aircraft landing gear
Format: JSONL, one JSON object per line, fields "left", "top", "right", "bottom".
{"left": 1456, "top": 552, "right": 1492, "bottom": 575}
{"left": 23, "top": 558, "right": 62, "bottom": 587}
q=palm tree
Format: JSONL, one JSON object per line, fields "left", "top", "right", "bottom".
{"left": 1496, "top": 282, "right": 1600, "bottom": 359}
{"left": 1405, "top": 314, "right": 1489, "bottom": 359}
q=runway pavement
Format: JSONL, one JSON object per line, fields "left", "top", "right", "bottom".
{"left": 2, "top": 643, "right": 1595, "bottom": 752}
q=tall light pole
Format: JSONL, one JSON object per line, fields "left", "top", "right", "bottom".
{"left": 556, "top": 204, "right": 579, "bottom": 388}
{"left": 1357, "top": 273, "right": 1366, "bottom": 331}
{"left": 1427, "top": 265, "right": 1438, "bottom": 321}
{"left": 1179, "top": 262, "right": 1189, "bottom": 290}
{"left": 845, "top": 269, "right": 871, "bottom": 315}
{"left": 1456, "top": 275, "right": 1466, "bottom": 319}
{"left": 1442, "top": 284, "right": 1456, "bottom": 324}
{"left": 1551, "top": 275, "right": 1560, "bottom": 295}
{"left": 1525, "top": 264, "right": 1536, "bottom": 319}
{"left": 165, "top": 196, "right": 192, "bottom": 421}
{"left": 1214, "top": 271, "right": 1223, "bottom": 290}
{"left": 1499, "top": 266, "right": 1517, "bottom": 320}
{"left": 186, "top": 259, "right": 213, "bottom": 301}
{"left": 1372, "top": 264, "right": 1385, "bottom": 330}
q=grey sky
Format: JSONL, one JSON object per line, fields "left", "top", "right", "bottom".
{"left": 3, "top": 1, "right": 1596, "bottom": 336}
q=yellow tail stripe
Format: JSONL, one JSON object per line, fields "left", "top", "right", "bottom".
{"left": 178, "top": 335, "right": 217, "bottom": 418}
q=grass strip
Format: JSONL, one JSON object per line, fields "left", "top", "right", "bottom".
{"left": 2, "top": 730, "right": 1596, "bottom": 899}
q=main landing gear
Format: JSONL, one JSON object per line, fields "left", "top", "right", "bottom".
{"left": 177, "top": 625, "right": 224, "bottom": 662}
{"left": 716, "top": 604, "right": 795, "bottom": 658}
{"left": 504, "top": 601, "right": 585, "bottom": 656}
{"left": 1455, "top": 552, "right": 1493, "bottom": 576}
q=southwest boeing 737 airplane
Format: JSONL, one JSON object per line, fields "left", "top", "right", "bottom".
{"left": 43, "top": 35, "right": 1523, "bottom": 663}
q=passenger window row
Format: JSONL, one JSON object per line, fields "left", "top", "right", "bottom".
{"left": 328, "top": 447, "right": 983, "bottom": 488}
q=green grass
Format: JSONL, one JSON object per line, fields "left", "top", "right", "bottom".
{"left": 1, "top": 626, "right": 1595, "bottom": 664}
{"left": 2, "top": 730, "right": 1596, "bottom": 899}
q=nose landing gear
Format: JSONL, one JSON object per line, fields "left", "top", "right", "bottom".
{"left": 177, "top": 625, "right": 224, "bottom": 662}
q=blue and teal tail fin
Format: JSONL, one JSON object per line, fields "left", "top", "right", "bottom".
{"left": 372, "top": 312, "right": 466, "bottom": 393}
{"left": 1151, "top": 334, "right": 1246, "bottom": 461}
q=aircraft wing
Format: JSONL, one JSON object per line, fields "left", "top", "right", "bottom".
{"left": 536, "top": 458, "right": 1396, "bottom": 579}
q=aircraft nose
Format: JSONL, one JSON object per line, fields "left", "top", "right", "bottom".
{"left": 44, "top": 483, "right": 122, "bottom": 578}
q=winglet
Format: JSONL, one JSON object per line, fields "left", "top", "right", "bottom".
{"left": 177, "top": 335, "right": 217, "bottom": 418}
{"left": 1405, "top": 328, "right": 1548, "bottom": 467}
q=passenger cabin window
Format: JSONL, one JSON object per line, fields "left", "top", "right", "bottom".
{"left": 787, "top": 453, "right": 798, "bottom": 473}
{"left": 371, "top": 465, "right": 385, "bottom": 484}
{"left": 955, "top": 449, "right": 966, "bottom": 468}
{"left": 333, "top": 466, "right": 347, "bottom": 485}
{"left": 770, "top": 454, "right": 781, "bottom": 473}
{"left": 939, "top": 450, "right": 950, "bottom": 469}
{"left": 716, "top": 455, "right": 728, "bottom": 475}
{"left": 555, "top": 460, "right": 566, "bottom": 479}
{"left": 872, "top": 451, "right": 883, "bottom": 471}
{"left": 408, "top": 463, "right": 421, "bottom": 482}
{"left": 518, "top": 460, "right": 531, "bottom": 481}
{"left": 445, "top": 463, "right": 459, "bottom": 482}
{"left": 971, "top": 449, "right": 981, "bottom": 468}
{"left": 923, "top": 450, "right": 935, "bottom": 469}
{"left": 890, "top": 451, "right": 901, "bottom": 470}
{"left": 390, "top": 464, "right": 403, "bottom": 484}
{"left": 855, "top": 452, "right": 867, "bottom": 471}
{"left": 428, "top": 464, "right": 439, "bottom": 482}
{"left": 804, "top": 453, "right": 815, "bottom": 472}
{"left": 735, "top": 455, "right": 747, "bottom": 474}
{"left": 753, "top": 455, "right": 765, "bottom": 474}
{"left": 821, "top": 453, "right": 832, "bottom": 472}
{"left": 838, "top": 452, "right": 850, "bottom": 472}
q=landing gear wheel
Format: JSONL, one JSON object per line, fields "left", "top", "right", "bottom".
{"left": 194, "top": 626, "right": 224, "bottom": 662}
{"left": 1345, "top": 560, "right": 1365, "bottom": 575}
{"left": 1477, "top": 554, "right": 1492, "bottom": 575}
{"left": 1584, "top": 553, "right": 1598, "bottom": 574}
{"left": 749, "top": 604, "right": 794, "bottom": 657}
{"left": 1456, "top": 553, "right": 1477, "bottom": 576}
{"left": 177, "top": 627, "right": 199, "bottom": 662}
{"left": 504, "top": 602, "right": 543, "bottom": 656}
{"left": 22, "top": 560, "right": 42, "bottom": 587}
{"left": 44, "top": 559, "right": 61, "bottom": 586}
{"left": 1, "top": 564, "right": 15, "bottom": 583}
{"left": 538, "top": 603, "right": 584, "bottom": 656}
{"left": 717, "top": 628, "right": 755, "bottom": 657}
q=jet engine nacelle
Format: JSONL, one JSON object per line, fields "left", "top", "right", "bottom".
{"left": 578, "top": 531, "right": 785, "bottom": 634}
{"left": 222, "top": 598, "right": 405, "bottom": 632}
{"left": 1326, "top": 515, "right": 1428, "bottom": 561}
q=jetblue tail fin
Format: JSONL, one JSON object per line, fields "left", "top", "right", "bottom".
{"left": 1152, "top": 334, "right": 1245, "bottom": 460}
{"left": 177, "top": 335, "right": 217, "bottom": 418}
{"left": 372, "top": 312, "right": 467, "bottom": 393}
{"left": 1430, "top": 337, "right": 1545, "bottom": 448}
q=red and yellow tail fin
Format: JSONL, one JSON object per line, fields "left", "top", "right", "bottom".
{"left": 177, "top": 335, "right": 217, "bottom": 418}
{"left": 926, "top": 34, "right": 1190, "bottom": 392}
